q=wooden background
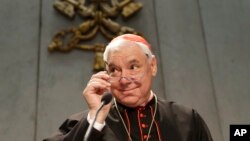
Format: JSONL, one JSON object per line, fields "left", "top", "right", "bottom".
{"left": 0, "top": 0, "right": 250, "bottom": 141}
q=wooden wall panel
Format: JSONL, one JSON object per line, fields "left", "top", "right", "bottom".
{"left": 0, "top": 0, "right": 39, "bottom": 141}
{"left": 36, "top": 0, "right": 93, "bottom": 140}
{"left": 154, "top": 0, "right": 222, "bottom": 140}
{"left": 199, "top": 0, "right": 250, "bottom": 140}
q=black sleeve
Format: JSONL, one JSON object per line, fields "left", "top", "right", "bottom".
{"left": 43, "top": 112, "right": 105, "bottom": 141}
{"left": 189, "top": 110, "right": 213, "bottom": 141}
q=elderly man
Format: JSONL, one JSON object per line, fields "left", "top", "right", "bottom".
{"left": 44, "top": 34, "right": 213, "bottom": 141}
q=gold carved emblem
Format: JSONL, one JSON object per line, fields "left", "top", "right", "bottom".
{"left": 48, "top": 0, "right": 143, "bottom": 71}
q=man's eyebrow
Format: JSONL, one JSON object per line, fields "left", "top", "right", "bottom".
{"left": 105, "top": 58, "right": 140, "bottom": 67}
{"left": 128, "top": 59, "right": 140, "bottom": 64}
{"left": 105, "top": 62, "right": 116, "bottom": 68}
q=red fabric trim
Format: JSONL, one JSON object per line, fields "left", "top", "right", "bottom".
{"left": 137, "top": 109, "right": 144, "bottom": 141}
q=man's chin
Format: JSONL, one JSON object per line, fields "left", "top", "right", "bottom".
{"left": 120, "top": 97, "right": 139, "bottom": 107}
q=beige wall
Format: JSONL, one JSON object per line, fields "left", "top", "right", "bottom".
{"left": 1, "top": 0, "right": 250, "bottom": 141}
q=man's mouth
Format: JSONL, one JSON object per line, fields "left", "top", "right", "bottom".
{"left": 119, "top": 87, "right": 137, "bottom": 92}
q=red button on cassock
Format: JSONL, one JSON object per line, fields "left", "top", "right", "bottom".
{"left": 141, "top": 123, "right": 148, "bottom": 128}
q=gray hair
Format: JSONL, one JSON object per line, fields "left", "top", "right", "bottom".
{"left": 103, "top": 39, "right": 154, "bottom": 63}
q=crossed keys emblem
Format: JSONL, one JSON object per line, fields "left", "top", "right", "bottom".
{"left": 48, "top": 0, "right": 143, "bottom": 71}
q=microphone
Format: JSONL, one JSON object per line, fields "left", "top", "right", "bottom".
{"left": 84, "top": 92, "right": 113, "bottom": 141}
{"left": 100, "top": 92, "right": 113, "bottom": 105}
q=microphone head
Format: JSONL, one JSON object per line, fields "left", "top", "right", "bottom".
{"left": 101, "top": 92, "right": 113, "bottom": 105}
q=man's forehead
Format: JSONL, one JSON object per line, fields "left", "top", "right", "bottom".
{"left": 107, "top": 55, "right": 141, "bottom": 64}
{"left": 106, "top": 55, "right": 148, "bottom": 68}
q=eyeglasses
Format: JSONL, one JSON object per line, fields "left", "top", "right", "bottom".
{"left": 106, "top": 58, "right": 150, "bottom": 85}
{"left": 108, "top": 71, "right": 145, "bottom": 85}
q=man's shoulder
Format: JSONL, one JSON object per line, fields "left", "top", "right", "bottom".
{"left": 157, "top": 97, "right": 195, "bottom": 121}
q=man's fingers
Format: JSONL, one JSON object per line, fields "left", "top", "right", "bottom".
{"left": 88, "top": 77, "right": 111, "bottom": 87}
{"left": 91, "top": 71, "right": 110, "bottom": 81}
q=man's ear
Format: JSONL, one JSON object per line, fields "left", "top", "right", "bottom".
{"left": 151, "top": 55, "right": 157, "bottom": 76}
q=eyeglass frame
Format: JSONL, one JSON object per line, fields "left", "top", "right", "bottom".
{"left": 104, "top": 56, "right": 151, "bottom": 84}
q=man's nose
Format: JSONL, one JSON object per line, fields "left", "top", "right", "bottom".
{"left": 119, "top": 70, "right": 131, "bottom": 84}
{"left": 119, "top": 77, "right": 131, "bottom": 85}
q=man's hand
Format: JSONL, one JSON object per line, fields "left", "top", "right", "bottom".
{"left": 82, "top": 71, "right": 112, "bottom": 123}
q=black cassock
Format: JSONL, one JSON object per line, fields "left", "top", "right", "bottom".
{"left": 44, "top": 97, "right": 213, "bottom": 141}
